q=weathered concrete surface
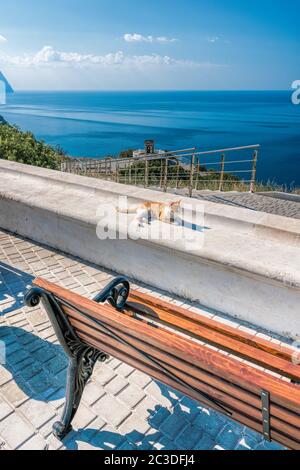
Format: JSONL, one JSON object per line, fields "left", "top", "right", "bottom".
{"left": 0, "top": 160, "right": 300, "bottom": 339}
{"left": 0, "top": 229, "right": 284, "bottom": 450}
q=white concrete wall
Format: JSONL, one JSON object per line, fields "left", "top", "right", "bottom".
{"left": 1, "top": 159, "right": 300, "bottom": 339}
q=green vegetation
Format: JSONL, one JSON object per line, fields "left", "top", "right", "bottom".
{"left": 118, "top": 157, "right": 240, "bottom": 191}
{"left": 119, "top": 148, "right": 133, "bottom": 159}
{"left": 0, "top": 117, "right": 64, "bottom": 169}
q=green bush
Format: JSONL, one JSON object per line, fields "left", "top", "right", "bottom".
{"left": 0, "top": 118, "right": 64, "bottom": 170}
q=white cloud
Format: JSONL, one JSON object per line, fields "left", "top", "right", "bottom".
{"left": 207, "top": 36, "right": 231, "bottom": 45}
{"left": 0, "top": 35, "right": 7, "bottom": 43}
{"left": 0, "top": 45, "right": 221, "bottom": 69}
{"left": 207, "top": 36, "right": 220, "bottom": 43}
{"left": 123, "top": 33, "right": 178, "bottom": 43}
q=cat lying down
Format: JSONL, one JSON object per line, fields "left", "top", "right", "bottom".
{"left": 117, "top": 200, "right": 182, "bottom": 226}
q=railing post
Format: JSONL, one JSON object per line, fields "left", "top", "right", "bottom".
{"left": 163, "top": 158, "right": 169, "bottom": 192}
{"left": 195, "top": 157, "right": 200, "bottom": 191}
{"left": 250, "top": 149, "right": 258, "bottom": 193}
{"left": 134, "top": 163, "right": 137, "bottom": 186}
{"left": 129, "top": 161, "right": 132, "bottom": 184}
{"left": 159, "top": 159, "right": 164, "bottom": 188}
{"left": 116, "top": 163, "right": 119, "bottom": 183}
{"left": 189, "top": 153, "right": 195, "bottom": 197}
{"left": 175, "top": 159, "right": 180, "bottom": 189}
{"left": 219, "top": 154, "right": 225, "bottom": 191}
{"left": 108, "top": 158, "right": 112, "bottom": 180}
{"left": 144, "top": 156, "right": 149, "bottom": 188}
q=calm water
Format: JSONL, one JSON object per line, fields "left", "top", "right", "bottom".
{"left": 1, "top": 90, "right": 300, "bottom": 186}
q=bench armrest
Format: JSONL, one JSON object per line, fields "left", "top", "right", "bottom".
{"left": 93, "top": 276, "right": 130, "bottom": 310}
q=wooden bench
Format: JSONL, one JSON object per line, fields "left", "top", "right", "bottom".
{"left": 25, "top": 276, "right": 300, "bottom": 449}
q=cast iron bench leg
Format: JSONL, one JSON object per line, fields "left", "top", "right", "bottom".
{"left": 53, "top": 343, "right": 107, "bottom": 440}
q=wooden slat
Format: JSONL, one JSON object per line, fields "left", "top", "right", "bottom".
{"left": 129, "top": 291, "right": 298, "bottom": 363}
{"left": 33, "top": 277, "right": 300, "bottom": 415}
{"left": 77, "top": 330, "right": 300, "bottom": 450}
{"left": 69, "top": 315, "right": 300, "bottom": 442}
{"left": 125, "top": 300, "right": 300, "bottom": 382}
{"left": 66, "top": 307, "right": 300, "bottom": 429}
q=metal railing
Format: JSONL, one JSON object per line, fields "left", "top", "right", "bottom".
{"left": 61, "top": 144, "right": 260, "bottom": 197}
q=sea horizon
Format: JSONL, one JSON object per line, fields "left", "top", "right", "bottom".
{"left": 1, "top": 89, "right": 300, "bottom": 186}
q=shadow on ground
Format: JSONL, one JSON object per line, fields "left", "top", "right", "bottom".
{"left": 0, "top": 326, "right": 229, "bottom": 450}
{"left": 0, "top": 326, "right": 67, "bottom": 402}
{"left": 0, "top": 328, "right": 279, "bottom": 450}
{"left": 0, "top": 262, "right": 34, "bottom": 315}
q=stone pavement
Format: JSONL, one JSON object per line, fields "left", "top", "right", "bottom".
{"left": 0, "top": 229, "right": 284, "bottom": 451}
{"left": 168, "top": 189, "right": 300, "bottom": 219}
{"left": 195, "top": 192, "right": 300, "bottom": 219}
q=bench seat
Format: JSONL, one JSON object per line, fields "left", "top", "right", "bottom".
{"left": 25, "top": 276, "right": 300, "bottom": 449}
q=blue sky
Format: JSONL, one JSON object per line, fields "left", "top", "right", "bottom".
{"left": 0, "top": 0, "right": 299, "bottom": 90}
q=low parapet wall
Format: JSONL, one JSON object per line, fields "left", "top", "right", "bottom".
{"left": 1, "top": 159, "right": 300, "bottom": 339}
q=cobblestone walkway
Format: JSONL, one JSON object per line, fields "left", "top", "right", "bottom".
{"left": 167, "top": 188, "right": 300, "bottom": 219}
{"left": 195, "top": 193, "right": 300, "bottom": 219}
{"left": 0, "top": 229, "right": 284, "bottom": 450}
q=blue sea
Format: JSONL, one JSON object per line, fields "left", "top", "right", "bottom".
{"left": 1, "top": 90, "right": 300, "bottom": 186}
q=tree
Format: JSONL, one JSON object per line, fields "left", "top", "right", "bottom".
{"left": 0, "top": 118, "right": 64, "bottom": 170}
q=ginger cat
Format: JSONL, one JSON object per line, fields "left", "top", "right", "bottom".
{"left": 117, "top": 200, "right": 181, "bottom": 226}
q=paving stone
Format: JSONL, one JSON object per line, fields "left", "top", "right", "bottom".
{"left": 148, "top": 406, "right": 170, "bottom": 428}
{"left": 18, "top": 399, "right": 56, "bottom": 429}
{"left": 118, "top": 384, "right": 146, "bottom": 408}
{"left": 46, "top": 387, "right": 65, "bottom": 409}
{"left": 119, "top": 413, "right": 150, "bottom": 441}
{"left": 83, "top": 381, "right": 105, "bottom": 406}
{"left": 46, "top": 433, "right": 66, "bottom": 450}
{"left": 235, "top": 435, "right": 260, "bottom": 450}
{"left": 0, "top": 367, "right": 13, "bottom": 386}
{"left": 129, "top": 370, "right": 152, "bottom": 389}
{"left": 0, "top": 412, "right": 35, "bottom": 448}
{"left": 38, "top": 415, "right": 60, "bottom": 439}
{"left": 0, "top": 401, "right": 13, "bottom": 420}
{"left": 195, "top": 433, "right": 215, "bottom": 450}
{"left": 92, "top": 424, "right": 126, "bottom": 450}
{"left": 134, "top": 395, "right": 158, "bottom": 420}
{"left": 175, "top": 424, "right": 203, "bottom": 449}
{"left": 72, "top": 402, "right": 97, "bottom": 430}
{"left": 255, "top": 439, "right": 284, "bottom": 451}
{"left": 153, "top": 435, "right": 178, "bottom": 451}
{"left": 18, "top": 434, "right": 47, "bottom": 450}
{"left": 1, "top": 380, "right": 29, "bottom": 407}
{"left": 28, "top": 371, "right": 55, "bottom": 394}
{"left": 193, "top": 408, "right": 227, "bottom": 438}
{"left": 93, "top": 394, "right": 131, "bottom": 427}
{"left": 27, "top": 310, "right": 48, "bottom": 327}
{"left": 115, "top": 363, "right": 135, "bottom": 378}
{"left": 160, "top": 405, "right": 189, "bottom": 440}
{"left": 191, "top": 192, "right": 300, "bottom": 220}
{"left": 179, "top": 396, "right": 202, "bottom": 421}
{"left": 44, "top": 356, "right": 67, "bottom": 375}
{"left": 104, "top": 375, "right": 128, "bottom": 395}
{"left": 216, "top": 425, "right": 242, "bottom": 450}
{"left": 118, "top": 440, "right": 137, "bottom": 450}
{"left": 145, "top": 381, "right": 180, "bottom": 408}
{"left": 93, "top": 364, "right": 115, "bottom": 385}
